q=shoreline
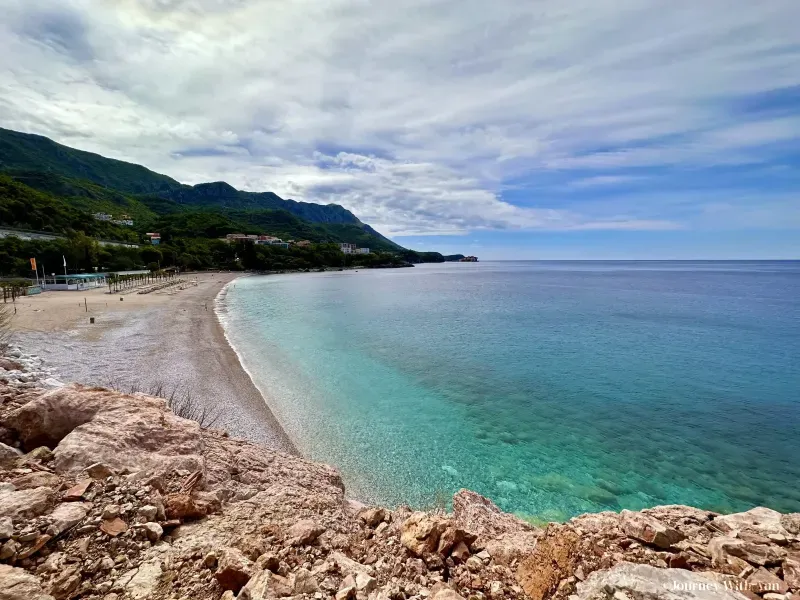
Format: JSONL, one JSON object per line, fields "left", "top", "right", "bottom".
{"left": 213, "top": 275, "right": 302, "bottom": 456}
{"left": 8, "top": 272, "right": 298, "bottom": 455}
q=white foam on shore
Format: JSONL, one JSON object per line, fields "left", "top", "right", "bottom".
{"left": 213, "top": 276, "right": 300, "bottom": 453}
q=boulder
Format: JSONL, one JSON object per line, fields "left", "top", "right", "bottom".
{"left": 85, "top": 462, "right": 114, "bottom": 479}
{"left": 125, "top": 561, "right": 163, "bottom": 600}
{"left": 328, "top": 551, "right": 371, "bottom": 576}
{"left": 516, "top": 525, "right": 579, "bottom": 600}
{"left": 712, "top": 508, "right": 790, "bottom": 537}
{"left": 452, "top": 488, "right": 538, "bottom": 540}
{"left": 0, "top": 358, "right": 23, "bottom": 371}
{"left": 0, "top": 516, "right": 12, "bottom": 540}
{"left": 215, "top": 547, "right": 254, "bottom": 593}
{"left": 781, "top": 514, "right": 800, "bottom": 536}
{"left": 432, "top": 589, "right": 467, "bottom": 600}
{"left": 237, "top": 569, "right": 272, "bottom": 600}
{"left": 255, "top": 553, "right": 280, "bottom": 573}
{"left": 61, "top": 480, "right": 92, "bottom": 501}
{"left": 401, "top": 512, "right": 448, "bottom": 556}
{"left": 46, "top": 502, "right": 89, "bottom": 537}
{"left": 573, "top": 563, "right": 751, "bottom": 600}
{"left": 451, "top": 540, "right": 470, "bottom": 562}
{"left": 101, "top": 504, "right": 121, "bottom": 520}
{"left": 0, "top": 564, "right": 54, "bottom": 600}
{"left": 336, "top": 586, "right": 356, "bottom": 600}
{"left": 137, "top": 505, "right": 158, "bottom": 521}
{"left": 164, "top": 493, "right": 207, "bottom": 520}
{"left": 437, "top": 525, "right": 476, "bottom": 556}
{"left": 100, "top": 517, "right": 128, "bottom": 537}
{"left": 746, "top": 567, "right": 788, "bottom": 595}
{"left": 6, "top": 385, "right": 204, "bottom": 474}
{"left": 9, "top": 471, "right": 60, "bottom": 490}
{"left": 49, "top": 567, "right": 81, "bottom": 600}
{"left": 453, "top": 489, "right": 540, "bottom": 564}
{"left": 16, "top": 533, "right": 51, "bottom": 560}
{"left": 782, "top": 553, "right": 800, "bottom": 590}
{"left": 0, "top": 441, "right": 22, "bottom": 463}
{"left": 355, "top": 572, "right": 377, "bottom": 593}
{"left": 142, "top": 522, "right": 163, "bottom": 542}
{"left": 287, "top": 519, "right": 324, "bottom": 546}
{"left": 358, "top": 506, "right": 387, "bottom": 527}
{"left": 620, "top": 509, "right": 685, "bottom": 548}
{"left": 294, "top": 568, "right": 320, "bottom": 594}
{"left": 708, "top": 537, "right": 786, "bottom": 567}
{"left": 0, "top": 486, "right": 56, "bottom": 520}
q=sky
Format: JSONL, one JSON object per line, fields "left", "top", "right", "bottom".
{"left": 1, "top": 0, "right": 799, "bottom": 259}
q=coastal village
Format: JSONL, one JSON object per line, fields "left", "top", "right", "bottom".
{"left": 222, "top": 235, "right": 370, "bottom": 255}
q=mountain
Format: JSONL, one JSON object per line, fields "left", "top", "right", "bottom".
{"left": 0, "top": 127, "right": 401, "bottom": 250}
{"left": 0, "top": 128, "right": 180, "bottom": 195}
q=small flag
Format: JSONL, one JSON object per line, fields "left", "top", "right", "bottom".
{"left": 30, "top": 258, "right": 37, "bottom": 270}
{"left": 63, "top": 255, "right": 67, "bottom": 268}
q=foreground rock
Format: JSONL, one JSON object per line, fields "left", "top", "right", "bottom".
{"left": 572, "top": 563, "right": 751, "bottom": 600}
{"left": 0, "top": 563, "right": 54, "bottom": 599}
{"left": 0, "top": 378, "right": 798, "bottom": 600}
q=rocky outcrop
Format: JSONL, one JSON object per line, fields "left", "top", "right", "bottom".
{"left": 572, "top": 563, "right": 751, "bottom": 600}
{"left": 453, "top": 489, "right": 541, "bottom": 566}
{"left": 619, "top": 509, "right": 685, "bottom": 548}
{"left": 1, "top": 373, "right": 799, "bottom": 600}
{"left": 0, "top": 485, "right": 56, "bottom": 520}
{"left": 0, "top": 563, "right": 54, "bottom": 600}
{"left": 516, "top": 504, "right": 800, "bottom": 600}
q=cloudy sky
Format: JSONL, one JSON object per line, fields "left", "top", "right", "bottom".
{"left": 1, "top": 0, "right": 799, "bottom": 258}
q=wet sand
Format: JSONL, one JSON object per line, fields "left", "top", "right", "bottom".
{"left": 9, "top": 272, "right": 297, "bottom": 454}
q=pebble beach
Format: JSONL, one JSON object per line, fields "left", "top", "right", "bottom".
{"left": 5, "top": 272, "right": 296, "bottom": 454}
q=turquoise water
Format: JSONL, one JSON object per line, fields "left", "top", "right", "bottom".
{"left": 220, "top": 261, "right": 800, "bottom": 519}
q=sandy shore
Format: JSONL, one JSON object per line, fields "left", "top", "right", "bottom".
{"left": 7, "top": 272, "right": 297, "bottom": 454}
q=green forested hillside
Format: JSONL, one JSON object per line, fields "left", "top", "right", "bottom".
{"left": 0, "top": 128, "right": 180, "bottom": 194}
{"left": 0, "top": 176, "right": 138, "bottom": 242}
{"left": 7, "top": 170, "right": 161, "bottom": 224}
{"left": 0, "top": 128, "right": 396, "bottom": 244}
{"left": 0, "top": 127, "right": 451, "bottom": 276}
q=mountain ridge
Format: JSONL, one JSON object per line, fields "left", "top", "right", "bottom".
{"left": 0, "top": 127, "right": 400, "bottom": 249}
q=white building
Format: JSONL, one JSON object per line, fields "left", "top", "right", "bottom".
{"left": 93, "top": 212, "right": 112, "bottom": 221}
{"left": 340, "top": 243, "right": 357, "bottom": 254}
{"left": 357, "top": 247, "right": 370, "bottom": 254}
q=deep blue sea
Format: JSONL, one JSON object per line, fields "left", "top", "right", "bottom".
{"left": 220, "top": 261, "right": 800, "bottom": 520}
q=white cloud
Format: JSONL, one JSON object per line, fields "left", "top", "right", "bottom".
{"left": 0, "top": 0, "right": 798, "bottom": 235}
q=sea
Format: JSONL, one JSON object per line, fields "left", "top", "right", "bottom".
{"left": 218, "top": 261, "right": 800, "bottom": 520}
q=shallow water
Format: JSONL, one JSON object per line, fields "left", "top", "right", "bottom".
{"left": 220, "top": 261, "right": 800, "bottom": 518}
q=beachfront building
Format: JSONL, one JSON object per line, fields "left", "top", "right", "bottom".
{"left": 340, "top": 243, "right": 357, "bottom": 254}
{"left": 43, "top": 273, "right": 108, "bottom": 291}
